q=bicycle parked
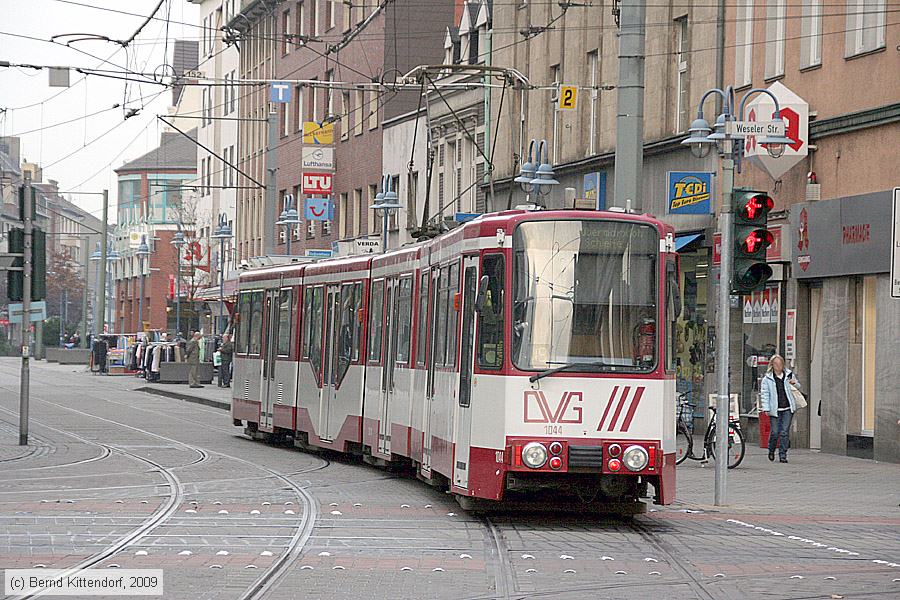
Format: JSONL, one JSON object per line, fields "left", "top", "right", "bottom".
{"left": 675, "top": 392, "right": 746, "bottom": 468}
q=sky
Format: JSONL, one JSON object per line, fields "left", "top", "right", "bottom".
{"left": 0, "top": 0, "right": 200, "bottom": 218}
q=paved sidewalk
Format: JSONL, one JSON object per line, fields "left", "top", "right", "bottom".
{"left": 135, "top": 380, "right": 232, "bottom": 410}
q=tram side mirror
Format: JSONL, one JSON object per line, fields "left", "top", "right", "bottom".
{"left": 475, "top": 275, "right": 490, "bottom": 313}
{"left": 667, "top": 259, "right": 682, "bottom": 321}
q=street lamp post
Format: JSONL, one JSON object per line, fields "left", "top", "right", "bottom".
{"left": 682, "top": 86, "right": 793, "bottom": 507}
{"left": 514, "top": 139, "right": 559, "bottom": 207}
{"left": 135, "top": 235, "right": 151, "bottom": 333}
{"left": 90, "top": 243, "right": 119, "bottom": 336}
{"left": 211, "top": 214, "right": 232, "bottom": 335}
{"left": 171, "top": 228, "right": 187, "bottom": 337}
{"left": 276, "top": 195, "right": 301, "bottom": 256}
{"left": 370, "top": 175, "right": 401, "bottom": 254}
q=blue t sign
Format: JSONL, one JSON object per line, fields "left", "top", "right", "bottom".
{"left": 270, "top": 82, "right": 293, "bottom": 104}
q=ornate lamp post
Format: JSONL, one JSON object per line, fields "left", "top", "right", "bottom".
{"left": 170, "top": 228, "right": 187, "bottom": 337}
{"left": 370, "top": 175, "right": 401, "bottom": 254}
{"left": 276, "top": 195, "right": 301, "bottom": 255}
{"left": 211, "top": 214, "right": 233, "bottom": 335}
{"left": 135, "top": 235, "right": 151, "bottom": 333}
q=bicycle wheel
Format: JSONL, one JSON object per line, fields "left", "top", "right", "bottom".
{"left": 676, "top": 423, "right": 692, "bottom": 465}
{"left": 706, "top": 423, "right": 746, "bottom": 469}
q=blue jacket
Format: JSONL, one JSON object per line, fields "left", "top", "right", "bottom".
{"left": 760, "top": 369, "right": 800, "bottom": 416}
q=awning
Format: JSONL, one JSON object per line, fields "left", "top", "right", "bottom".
{"left": 675, "top": 233, "right": 703, "bottom": 252}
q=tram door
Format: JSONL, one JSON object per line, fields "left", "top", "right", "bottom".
{"left": 319, "top": 285, "right": 342, "bottom": 442}
{"left": 453, "top": 256, "right": 479, "bottom": 489}
{"left": 259, "top": 288, "right": 280, "bottom": 430}
{"left": 422, "top": 270, "right": 439, "bottom": 474}
{"left": 377, "top": 279, "right": 399, "bottom": 455}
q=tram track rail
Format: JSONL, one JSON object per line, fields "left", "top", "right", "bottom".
{"left": 482, "top": 517, "right": 517, "bottom": 600}
{"left": 0, "top": 379, "right": 326, "bottom": 600}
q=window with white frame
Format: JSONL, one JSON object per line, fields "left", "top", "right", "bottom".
{"left": 367, "top": 90, "right": 378, "bottom": 130}
{"left": 341, "top": 91, "right": 350, "bottom": 140}
{"left": 295, "top": 85, "right": 304, "bottom": 131}
{"left": 800, "top": 0, "right": 823, "bottom": 68}
{"left": 201, "top": 87, "right": 209, "bottom": 127}
{"left": 675, "top": 16, "right": 690, "bottom": 133}
{"left": 328, "top": 0, "right": 336, "bottom": 29}
{"left": 735, "top": 0, "right": 754, "bottom": 87}
{"left": 845, "top": 0, "right": 886, "bottom": 57}
{"left": 282, "top": 9, "right": 291, "bottom": 54}
{"left": 353, "top": 89, "right": 363, "bottom": 135}
{"left": 296, "top": 0, "right": 306, "bottom": 38}
{"left": 765, "top": 0, "right": 786, "bottom": 79}
{"left": 587, "top": 49, "right": 599, "bottom": 154}
{"left": 313, "top": 0, "right": 320, "bottom": 36}
{"left": 550, "top": 64, "right": 560, "bottom": 161}
{"left": 326, "top": 70, "right": 334, "bottom": 117}
{"left": 310, "top": 79, "right": 320, "bottom": 123}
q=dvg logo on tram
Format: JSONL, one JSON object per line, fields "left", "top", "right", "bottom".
{"left": 524, "top": 391, "right": 583, "bottom": 424}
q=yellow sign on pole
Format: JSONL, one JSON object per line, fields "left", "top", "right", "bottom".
{"left": 303, "top": 121, "right": 335, "bottom": 145}
{"left": 558, "top": 86, "right": 578, "bottom": 110}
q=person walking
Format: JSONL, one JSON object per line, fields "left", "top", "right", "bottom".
{"left": 186, "top": 331, "right": 203, "bottom": 388}
{"left": 218, "top": 333, "right": 233, "bottom": 388}
{"left": 760, "top": 354, "right": 800, "bottom": 463}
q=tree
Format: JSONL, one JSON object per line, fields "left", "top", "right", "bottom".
{"left": 45, "top": 249, "right": 85, "bottom": 330}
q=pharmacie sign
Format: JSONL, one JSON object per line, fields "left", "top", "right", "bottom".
{"left": 667, "top": 172, "right": 714, "bottom": 215}
{"left": 791, "top": 191, "right": 894, "bottom": 279}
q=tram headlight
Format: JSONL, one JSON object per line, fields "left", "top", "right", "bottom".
{"left": 521, "top": 442, "right": 548, "bottom": 469}
{"left": 622, "top": 445, "right": 649, "bottom": 472}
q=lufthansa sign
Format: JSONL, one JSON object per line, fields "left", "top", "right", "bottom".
{"left": 667, "top": 172, "right": 714, "bottom": 215}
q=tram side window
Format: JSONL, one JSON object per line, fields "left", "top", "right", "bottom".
{"left": 446, "top": 261, "right": 460, "bottom": 367}
{"left": 336, "top": 284, "right": 354, "bottom": 383}
{"left": 415, "top": 273, "right": 428, "bottom": 366}
{"left": 308, "top": 287, "right": 324, "bottom": 371}
{"left": 237, "top": 292, "right": 252, "bottom": 354}
{"left": 276, "top": 288, "right": 293, "bottom": 356}
{"left": 434, "top": 268, "right": 449, "bottom": 366}
{"left": 396, "top": 276, "right": 413, "bottom": 363}
{"left": 477, "top": 254, "right": 505, "bottom": 370}
{"left": 301, "top": 288, "right": 313, "bottom": 359}
{"left": 368, "top": 280, "right": 384, "bottom": 362}
{"left": 248, "top": 291, "right": 263, "bottom": 355}
{"left": 351, "top": 282, "right": 362, "bottom": 362}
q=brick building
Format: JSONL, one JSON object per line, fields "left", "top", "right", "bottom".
{"left": 112, "top": 130, "right": 200, "bottom": 334}
{"left": 229, "top": 0, "right": 455, "bottom": 259}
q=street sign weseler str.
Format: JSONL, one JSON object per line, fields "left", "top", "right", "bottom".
{"left": 725, "top": 120, "right": 786, "bottom": 138}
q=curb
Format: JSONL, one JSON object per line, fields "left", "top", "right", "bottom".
{"left": 135, "top": 386, "right": 231, "bottom": 412}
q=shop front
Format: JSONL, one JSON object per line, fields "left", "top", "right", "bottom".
{"left": 790, "top": 190, "right": 900, "bottom": 463}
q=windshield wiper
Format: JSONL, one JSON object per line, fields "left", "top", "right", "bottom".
{"left": 528, "top": 360, "right": 611, "bottom": 383}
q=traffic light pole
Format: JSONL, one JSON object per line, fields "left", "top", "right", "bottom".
{"left": 714, "top": 139, "right": 735, "bottom": 505}
{"left": 19, "top": 176, "right": 33, "bottom": 446}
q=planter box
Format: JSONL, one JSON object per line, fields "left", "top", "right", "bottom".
{"left": 158, "top": 362, "right": 214, "bottom": 384}
{"left": 45, "top": 348, "right": 91, "bottom": 365}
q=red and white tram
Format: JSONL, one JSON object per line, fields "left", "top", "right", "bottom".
{"left": 232, "top": 209, "right": 680, "bottom": 509}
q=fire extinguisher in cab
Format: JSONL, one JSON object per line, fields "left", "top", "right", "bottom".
{"left": 635, "top": 318, "right": 656, "bottom": 366}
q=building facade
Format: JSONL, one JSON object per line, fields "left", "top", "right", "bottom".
{"left": 488, "top": 1, "right": 722, "bottom": 424}
{"left": 722, "top": 0, "right": 900, "bottom": 463}
{"left": 187, "top": 3, "right": 239, "bottom": 283}
{"left": 112, "top": 130, "right": 200, "bottom": 334}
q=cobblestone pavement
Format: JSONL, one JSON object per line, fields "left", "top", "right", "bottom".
{"left": 1, "top": 358, "right": 898, "bottom": 600}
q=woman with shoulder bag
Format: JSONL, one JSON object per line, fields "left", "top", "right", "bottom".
{"left": 760, "top": 354, "right": 802, "bottom": 463}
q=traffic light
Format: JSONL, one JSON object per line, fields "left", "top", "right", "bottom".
{"left": 731, "top": 189, "right": 774, "bottom": 294}
{"left": 6, "top": 227, "right": 47, "bottom": 302}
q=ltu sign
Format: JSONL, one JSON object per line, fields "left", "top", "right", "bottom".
{"left": 302, "top": 172, "right": 333, "bottom": 194}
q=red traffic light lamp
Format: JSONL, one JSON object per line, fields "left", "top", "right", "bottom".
{"left": 732, "top": 189, "right": 774, "bottom": 294}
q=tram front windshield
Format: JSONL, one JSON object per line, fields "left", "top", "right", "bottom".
{"left": 512, "top": 219, "right": 659, "bottom": 373}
